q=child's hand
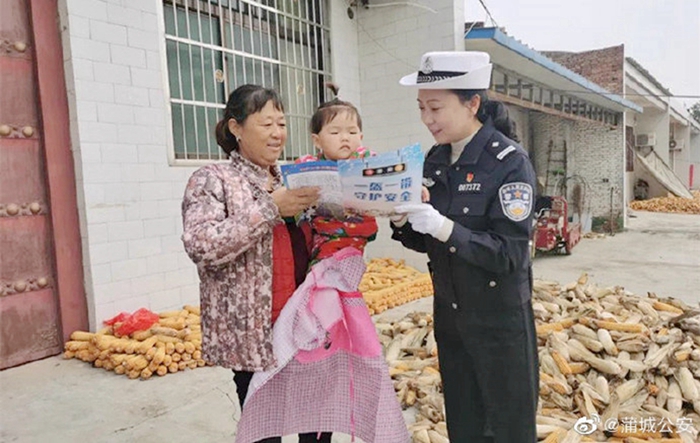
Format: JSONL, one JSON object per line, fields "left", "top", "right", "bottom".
{"left": 421, "top": 186, "right": 430, "bottom": 203}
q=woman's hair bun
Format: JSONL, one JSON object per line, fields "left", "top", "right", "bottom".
{"left": 325, "top": 82, "right": 340, "bottom": 97}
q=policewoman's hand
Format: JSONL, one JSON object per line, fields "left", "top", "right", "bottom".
{"left": 421, "top": 186, "right": 430, "bottom": 203}
{"left": 394, "top": 203, "right": 448, "bottom": 238}
{"left": 389, "top": 212, "right": 408, "bottom": 226}
{"left": 271, "top": 186, "right": 321, "bottom": 218}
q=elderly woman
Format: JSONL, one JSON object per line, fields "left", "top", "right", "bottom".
{"left": 181, "top": 84, "right": 330, "bottom": 443}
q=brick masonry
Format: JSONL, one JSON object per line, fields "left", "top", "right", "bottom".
{"left": 543, "top": 45, "right": 625, "bottom": 95}
{"left": 530, "top": 113, "right": 625, "bottom": 225}
{"left": 507, "top": 105, "right": 531, "bottom": 153}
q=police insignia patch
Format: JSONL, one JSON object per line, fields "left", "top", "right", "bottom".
{"left": 423, "top": 177, "right": 436, "bottom": 188}
{"left": 422, "top": 56, "right": 433, "bottom": 74}
{"left": 498, "top": 182, "right": 533, "bottom": 222}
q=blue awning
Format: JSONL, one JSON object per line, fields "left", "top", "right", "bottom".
{"left": 465, "top": 27, "right": 642, "bottom": 113}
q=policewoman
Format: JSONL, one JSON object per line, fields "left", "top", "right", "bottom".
{"left": 392, "top": 51, "right": 538, "bottom": 443}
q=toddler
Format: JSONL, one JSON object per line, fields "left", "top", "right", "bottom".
{"left": 296, "top": 84, "right": 378, "bottom": 266}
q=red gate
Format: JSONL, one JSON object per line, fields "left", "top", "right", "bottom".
{"left": 1, "top": 0, "right": 87, "bottom": 369}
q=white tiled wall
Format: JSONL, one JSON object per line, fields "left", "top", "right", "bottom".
{"left": 60, "top": 0, "right": 199, "bottom": 330}
{"left": 354, "top": 0, "right": 465, "bottom": 270}
{"left": 60, "top": 0, "right": 467, "bottom": 329}
{"left": 329, "top": 3, "right": 361, "bottom": 107}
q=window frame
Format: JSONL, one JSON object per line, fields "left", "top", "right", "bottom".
{"left": 156, "top": 0, "right": 332, "bottom": 166}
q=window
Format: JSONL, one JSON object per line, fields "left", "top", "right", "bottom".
{"left": 163, "top": 0, "right": 331, "bottom": 162}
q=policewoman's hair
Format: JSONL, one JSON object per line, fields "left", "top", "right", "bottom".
{"left": 215, "top": 84, "right": 285, "bottom": 155}
{"left": 451, "top": 90, "right": 519, "bottom": 143}
{"left": 310, "top": 83, "right": 363, "bottom": 134}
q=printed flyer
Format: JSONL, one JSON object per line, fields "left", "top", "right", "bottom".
{"left": 338, "top": 143, "right": 423, "bottom": 216}
{"left": 279, "top": 160, "right": 344, "bottom": 219}
{"left": 280, "top": 143, "right": 424, "bottom": 218}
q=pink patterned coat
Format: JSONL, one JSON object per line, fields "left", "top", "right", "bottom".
{"left": 181, "top": 151, "right": 282, "bottom": 371}
{"left": 236, "top": 248, "right": 411, "bottom": 443}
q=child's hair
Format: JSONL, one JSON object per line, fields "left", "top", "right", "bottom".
{"left": 310, "top": 83, "right": 362, "bottom": 134}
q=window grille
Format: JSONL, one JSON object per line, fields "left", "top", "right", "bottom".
{"left": 162, "top": 0, "right": 331, "bottom": 162}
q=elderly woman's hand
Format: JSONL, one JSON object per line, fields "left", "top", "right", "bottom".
{"left": 271, "top": 186, "right": 321, "bottom": 218}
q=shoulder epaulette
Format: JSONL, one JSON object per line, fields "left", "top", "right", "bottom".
{"left": 486, "top": 139, "right": 518, "bottom": 161}
{"left": 496, "top": 145, "right": 517, "bottom": 161}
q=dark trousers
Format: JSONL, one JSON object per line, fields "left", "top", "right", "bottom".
{"left": 434, "top": 301, "right": 539, "bottom": 443}
{"left": 233, "top": 371, "right": 332, "bottom": 443}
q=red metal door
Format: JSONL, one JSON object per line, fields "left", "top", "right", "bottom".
{"left": 0, "top": 0, "right": 62, "bottom": 369}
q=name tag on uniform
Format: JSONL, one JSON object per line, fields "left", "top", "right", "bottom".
{"left": 457, "top": 172, "right": 481, "bottom": 193}
{"left": 458, "top": 183, "right": 481, "bottom": 192}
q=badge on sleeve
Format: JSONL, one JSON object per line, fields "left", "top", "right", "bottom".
{"left": 498, "top": 182, "right": 533, "bottom": 221}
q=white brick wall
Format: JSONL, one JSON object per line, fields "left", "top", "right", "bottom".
{"left": 531, "top": 114, "right": 570, "bottom": 192}
{"left": 356, "top": 1, "right": 463, "bottom": 152}
{"left": 60, "top": 0, "right": 200, "bottom": 330}
{"left": 59, "top": 0, "right": 473, "bottom": 329}
{"left": 330, "top": 3, "right": 361, "bottom": 106}
{"left": 530, "top": 113, "right": 625, "bottom": 227}
{"left": 572, "top": 120, "right": 625, "bottom": 224}
{"left": 354, "top": 0, "right": 464, "bottom": 271}
{"left": 507, "top": 105, "right": 531, "bottom": 153}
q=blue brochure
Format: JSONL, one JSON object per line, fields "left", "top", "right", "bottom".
{"left": 338, "top": 143, "right": 423, "bottom": 217}
{"left": 280, "top": 143, "right": 423, "bottom": 218}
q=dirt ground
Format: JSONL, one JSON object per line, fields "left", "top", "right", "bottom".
{"left": 1, "top": 210, "right": 698, "bottom": 443}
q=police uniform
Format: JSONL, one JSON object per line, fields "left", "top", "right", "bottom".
{"left": 391, "top": 122, "right": 539, "bottom": 443}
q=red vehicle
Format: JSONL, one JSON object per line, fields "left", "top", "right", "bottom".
{"left": 533, "top": 196, "right": 581, "bottom": 255}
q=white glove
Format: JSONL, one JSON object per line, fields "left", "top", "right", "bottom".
{"left": 394, "top": 203, "right": 447, "bottom": 238}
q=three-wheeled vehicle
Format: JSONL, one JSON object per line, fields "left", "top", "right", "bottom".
{"left": 533, "top": 196, "right": 581, "bottom": 255}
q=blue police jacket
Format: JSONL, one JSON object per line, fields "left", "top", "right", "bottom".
{"left": 392, "top": 122, "right": 537, "bottom": 312}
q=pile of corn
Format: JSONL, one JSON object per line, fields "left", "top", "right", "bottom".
{"left": 360, "top": 258, "right": 434, "bottom": 315}
{"left": 533, "top": 275, "right": 700, "bottom": 442}
{"left": 630, "top": 191, "right": 700, "bottom": 214}
{"left": 377, "top": 275, "right": 700, "bottom": 442}
{"left": 375, "top": 312, "right": 447, "bottom": 443}
{"left": 63, "top": 305, "right": 207, "bottom": 380}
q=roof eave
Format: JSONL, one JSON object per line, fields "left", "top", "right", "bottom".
{"left": 465, "top": 28, "right": 643, "bottom": 113}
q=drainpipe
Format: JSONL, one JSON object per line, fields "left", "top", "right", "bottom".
{"left": 609, "top": 186, "right": 615, "bottom": 236}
